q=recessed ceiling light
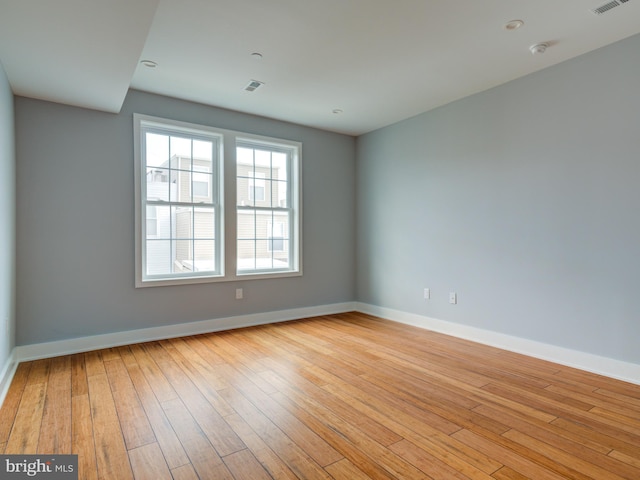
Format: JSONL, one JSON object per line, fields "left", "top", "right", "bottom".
{"left": 332, "top": 109, "right": 343, "bottom": 115}
{"left": 529, "top": 43, "right": 549, "bottom": 55}
{"left": 504, "top": 19, "right": 524, "bottom": 31}
{"left": 140, "top": 60, "right": 158, "bottom": 68}
{"left": 251, "top": 52, "right": 263, "bottom": 59}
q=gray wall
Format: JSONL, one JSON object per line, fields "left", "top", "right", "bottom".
{"left": 16, "top": 90, "right": 356, "bottom": 345}
{"left": 0, "top": 60, "right": 15, "bottom": 369}
{"left": 357, "top": 33, "right": 640, "bottom": 364}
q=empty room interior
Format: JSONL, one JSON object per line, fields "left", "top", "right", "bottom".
{"left": 1, "top": 1, "right": 640, "bottom": 479}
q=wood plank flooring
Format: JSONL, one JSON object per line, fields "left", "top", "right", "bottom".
{"left": 1, "top": 312, "right": 639, "bottom": 479}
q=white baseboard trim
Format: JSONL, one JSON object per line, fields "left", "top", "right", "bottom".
{"left": 355, "top": 302, "right": 640, "bottom": 386}
{"left": 9, "top": 300, "right": 639, "bottom": 396}
{"left": 0, "top": 348, "right": 18, "bottom": 408}
{"left": 16, "top": 302, "right": 356, "bottom": 362}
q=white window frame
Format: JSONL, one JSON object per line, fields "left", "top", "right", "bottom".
{"left": 135, "top": 114, "right": 223, "bottom": 287}
{"left": 134, "top": 114, "right": 302, "bottom": 287}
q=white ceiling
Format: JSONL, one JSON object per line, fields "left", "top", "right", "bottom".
{"left": 1, "top": 0, "right": 639, "bottom": 136}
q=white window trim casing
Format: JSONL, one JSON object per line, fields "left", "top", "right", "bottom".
{"left": 134, "top": 113, "right": 302, "bottom": 287}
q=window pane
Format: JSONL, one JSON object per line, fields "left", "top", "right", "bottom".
{"left": 193, "top": 163, "right": 212, "bottom": 201}
{"left": 170, "top": 136, "right": 191, "bottom": 161}
{"left": 237, "top": 209, "right": 256, "bottom": 239}
{"left": 179, "top": 170, "right": 193, "bottom": 202}
{"left": 169, "top": 169, "right": 180, "bottom": 203}
{"left": 193, "top": 166, "right": 213, "bottom": 203}
{"left": 174, "top": 206, "right": 193, "bottom": 239}
{"left": 237, "top": 147, "right": 254, "bottom": 206}
{"left": 237, "top": 240, "right": 256, "bottom": 271}
{"left": 146, "top": 206, "right": 158, "bottom": 237}
{"left": 193, "top": 140, "right": 212, "bottom": 161}
{"left": 269, "top": 237, "right": 284, "bottom": 252}
{"left": 255, "top": 149, "right": 270, "bottom": 168}
{"left": 255, "top": 240, "right": 273, "bottom": 269}
{"left": 272, "top": 152, "right": 287, "bottom": 181}
{"left": 273, "top": 179, "right": 288, "bottom": 207}
{"left": 237, "top": 147, "right": 253, "bottom": 165}
{"left": 145, "top": 133, "right": 169, "bottom": 168}
{"left": 193, "top": 240, "right": 215, "bottom": 272}
{"left": 237, "top": 175, "right": 249, "bottom": 206}
{"left": 275, "top": 211, "right": 290, "bottom": 235}
{"left": 193, "top": 177, "right": 209, "bottom": 197}
{"left": 248, "top": 171, "right": 266, "bottom": 204}
{"left": 194, "top": 207, "right": 215, "bottom": 239}
{"left": 274, "top": 240, "right": 290, "bottom": 266}
{"left": 146, "top": 240, "right": 171, "bottom": 275}
{"left": 169, "top": 153, "right": 180, "bottom": 170}
{"left": 146, "top": 168, "right": 170, "bottom": 201}
{"left": 267, "top": 215, "right": 289, "bottom": 254}
{"left": 174, "top": 240, "right": 191, "bottom": 272}
{"left": 152, "top": 206, "right": 171, "bottom": 239}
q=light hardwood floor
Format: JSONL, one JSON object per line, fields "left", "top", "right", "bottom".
{"left": 1, "top": 312, "right": 639, "bottom": 479}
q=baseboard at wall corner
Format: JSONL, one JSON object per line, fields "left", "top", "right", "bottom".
{"left": 354, "top": 302, "right": 640, "bottom": 386}
{"left": 15, "top": 302, "right": 357, "bottom": 363}
{"left": 12, "top": 300, "right": 638, "bottom": 393}
{"left": 0, "top": 348, "right": 18, "bottom": 409}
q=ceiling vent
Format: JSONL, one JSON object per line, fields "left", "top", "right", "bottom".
{"left": 245, "top": 80, "right": 264, "bottom": 92}
{"left": 591, "top": 0, "right": 631, "bottom": 15}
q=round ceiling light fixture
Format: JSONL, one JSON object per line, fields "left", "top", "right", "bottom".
{"left": 140, "top": 59, "right": 158, "bottom": 68}
{"left": 332, "top": 109, "right": 343, "bottom": 115}
{"left": 529, "top": 43, "right": 549, "bottom": 55}
{"left": 251, "top": 52, "right": 263, "bottom": 59}
{"left": 504, "top": 19, "right": 524, "bottom": 31}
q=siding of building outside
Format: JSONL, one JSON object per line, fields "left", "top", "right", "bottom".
{"left": 237, "top": 147, "right": 292, "bottom": 271}
{"left": 146, "top": 149, "right": 292, "bottom": 275}
{"left": 146, "top": 154, "right": 217, "bottom": 275}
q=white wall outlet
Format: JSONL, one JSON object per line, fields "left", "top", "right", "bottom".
{"left": 235, "top": 288, "right": 243, "bottom": 300}
{"left": 449, "top": 292, "right": 457, "bottom": 304}
{"left": 423, "top": 288, "right": 430, "bottom": 299}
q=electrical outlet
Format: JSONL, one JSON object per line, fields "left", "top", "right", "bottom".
{"left": 423, "top": 288, "right": 430, "bottom": 299}
{"left": 449, "top": 292, "right": 457, "bottom": 304}
{"left": 235, "top": 288, "right": 243, "bottom": 300}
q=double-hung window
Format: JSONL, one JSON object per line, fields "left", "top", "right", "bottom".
{"left": 134, "top": 114, "right": 301, "bottom": 287}
{"left": 236, "top": 140, "right": 299, "bottom": 274}
{"left": 135, "top": 116, "right": 222, "bottom": 286}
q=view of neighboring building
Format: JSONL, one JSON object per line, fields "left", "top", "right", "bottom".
{"left": 145, "top": 144, "right": 291, "bottom": 277}
{"left": 145, "top": 152, "right": 217, "bottom": 275}
{"left": 236, "top": 144, "right": 291, "bottom": 272}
